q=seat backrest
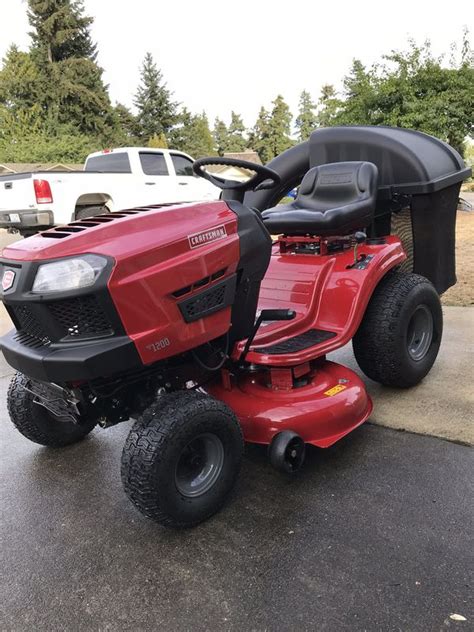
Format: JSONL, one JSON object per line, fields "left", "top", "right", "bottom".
{"left": 294, "top": 161, "right": 378, "bottom": 213}
{"left": 261, "top": 161, "right": 378, "bottom": 236}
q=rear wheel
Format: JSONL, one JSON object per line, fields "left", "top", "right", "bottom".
{"left": 7, "top": 373, "right": 96, "bottom": 447}
{"left": 353, "top": 272, "right": 442, "bottom": 388}
{"left": 121, "top": 391, "right": 243, "bottom": 528}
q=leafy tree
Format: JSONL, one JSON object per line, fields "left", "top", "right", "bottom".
{"left": 170, "top": 109, "right": 215, "bottom": 157}
{"left": 27, "top": 0, "right": 97, "bottom": 63}
{"left": 148, "top": 133, "right": 168, "bottom": 148}
{"left": 134, "top": 52, "right": 177, "bottom": 142}
{"left": 213, "top": 117, "right": 229, "bottom": 155}
{"left": 266, "top": 95, "right": 293, "bottom": 160}
{"left": 325, "top": 33, "right": 473, "bottom": 156}
{"left": 227, "top": 111, "right": 247, "bottom": 151}
{"left": 295, "top": 90, "right": 317, "bottom": 141}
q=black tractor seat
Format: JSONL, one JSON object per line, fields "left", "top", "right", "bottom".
{"left": 262, "top": 161, "right": 378, "bottom": 236}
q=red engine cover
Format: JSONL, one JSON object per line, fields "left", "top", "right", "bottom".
{"left": 2, "top": 202, "right": 240, "bottom": 364}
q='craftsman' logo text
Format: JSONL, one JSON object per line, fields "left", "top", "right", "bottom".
{"left": 188, "top": 225, "right": 227, "bottom": 249}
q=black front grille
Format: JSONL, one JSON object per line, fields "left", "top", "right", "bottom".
{"left": 9, "top": 295, "right": 113, "bottom": 347}
{"left": 11, "top": 305, "right": 51, "bottom": 346}
{"left": 49, "top": 295, "right": 113, "bottom": 338}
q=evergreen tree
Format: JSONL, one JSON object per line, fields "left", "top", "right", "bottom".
{"left": 170, "top": 109, "right": 215, "bottom": 157}
{"left": 113, "top": 103, "right": 140, "bottom": 144}
{"left": 295, "top": 90, "right": 317, "bottom": 141}
{"left": 0, "top": 45, "right": 42, "bottom": 111}
{"left": 213, "top": 117, "right": 230, "bottom": 156}
{"left": 266, "top": 95, "right": 293, "bottom": 159}
{"left": 316, "top": 84, "right": 341, "bottom": 127}
{"left": 227, "top": 111, "right": 247, "bottom": 151}
{"left": 134, "top": 52, "right": 177, "bottom": 142}
{"left": 28, "top": 0, "right": 97, "bottom": 63}
{"left": 249, "top": 106, "right": 272, "bottom": 163}
{"left": 27, "top": 0, "right": 115, "bottom": 138}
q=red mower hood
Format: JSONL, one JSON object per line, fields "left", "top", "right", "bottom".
{"left": 1, "top": 201, "right": 236, "bottom": 264}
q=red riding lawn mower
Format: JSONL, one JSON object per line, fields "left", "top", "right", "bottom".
{"left": 0, "top": 126, "right": 471, "bottom": 528}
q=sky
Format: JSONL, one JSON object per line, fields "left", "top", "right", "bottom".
{"left": 0, "top": 0, "right": 471, "bottom": 126}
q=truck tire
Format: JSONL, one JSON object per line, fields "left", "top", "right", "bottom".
{"left": 353, "top": 272, "right": 442, "bottom": 388}
{"left": 121, "top": 391, "right": 244, "bottom": 528}
{"left": 7, "top": 373, "right": 96, "bottom": 447}
{"left": 75, "top": 205, "right": 108, "bottom": 220}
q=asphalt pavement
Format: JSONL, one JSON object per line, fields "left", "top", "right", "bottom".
{"left": 0, "top": 228, "right": 472, "bottom": 631}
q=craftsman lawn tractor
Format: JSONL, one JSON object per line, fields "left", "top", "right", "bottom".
{"left": 0, "top": 126, "right": 470, "bottom": 528}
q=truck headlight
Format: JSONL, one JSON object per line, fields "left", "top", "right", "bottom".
{"left": 32, "top": 255, "right": 108, "bottom": 293}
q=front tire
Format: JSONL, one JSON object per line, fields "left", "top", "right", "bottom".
{"left": 121, "top": 391, "right": 244, "bottom": 528}
{"left": 353, "top": 272, "right": 443, "bottom": 388}
{"left": 7, "top": 373, "right": 96, "bottom": 447}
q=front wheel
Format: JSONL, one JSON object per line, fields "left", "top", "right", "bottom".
{"left": 7, "top": 373, "right": 96, "bottom": 447}
{"left": 121, "top": 391, "right": 244, "bottom": 528}
{"left": 353, "top": 272, "right": 443, "bottom": 388}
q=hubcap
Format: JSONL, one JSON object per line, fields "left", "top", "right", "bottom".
{"left": 175, "top": 433, "right": 224, "bottom": 497}
{"left": 407, "top": 304, "right": 434, "bottom": 361}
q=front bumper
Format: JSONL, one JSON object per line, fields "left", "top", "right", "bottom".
{"left": 1, "top": 328, "right": 141, "bottom": 383}
{"left": 0, "top": 209, "right": 53, "bottom": 229}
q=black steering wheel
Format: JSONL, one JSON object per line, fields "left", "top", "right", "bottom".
{"left": 193, "top": 157, "right": 281, "bottom": 192}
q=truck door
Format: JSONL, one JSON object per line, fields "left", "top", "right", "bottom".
{"left": 138, "top": 151, "right": 177, "bottom": 205}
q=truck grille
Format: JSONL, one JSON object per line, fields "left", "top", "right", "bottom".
{"left": 9, "top": 295, "right": 113, "bottom": 347}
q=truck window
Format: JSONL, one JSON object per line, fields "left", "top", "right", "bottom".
{"left": 171, "top": 154, "right": 195, "bottom": 177}
{"left": 85, "top": 153, "right": 132, "bottom": 173}
{"left": 139, "top": 152, "right": 169, "bottom": 176}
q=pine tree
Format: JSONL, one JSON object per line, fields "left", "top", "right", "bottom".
{"left": 266, "top": 95, "right": 293, "bottom": 159}
{"left": 134, "top": 52, "right": 177, "bottom": 142}
{"left": 213, "top": 117, "right": 229, "bottom": 155}
{"left": 113, "top": 103, "right": 140, "bottom": 144}
{"left": 295, "top": 90, "right": 317, "bottom": 141}
{"left": 28, "top": 0, "right": 97, "bottom": 63}
{"left": 170, "top": 109, "right": 215, "bottom": 157}
{"left": 249, "top": 106, "right": 272, "bottom": 163}
{"left": 26, "top": 0, "right": 115, "bottom": 138}
{"left": 227, "top": 111, "right": 247, "bottom": 151}
{"left": 0, "top": 45, "right": 42, "bottom": 111}
{"left": 316, "top": 84, "right": 341, "bottom": 127}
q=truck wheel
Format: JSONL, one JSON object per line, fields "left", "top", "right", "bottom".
{"left": 121, "top": 391, "right": 243, "bottom": 528}
{"left": 7, "top": 373, "right": 96, "bottom": 447}
{"left": 353, "top": 272, "right": 442, "bottom": 388}
{"left": 75, "top": 205, "right": 108, "bottom": 220}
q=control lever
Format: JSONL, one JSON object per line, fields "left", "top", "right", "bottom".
{"left": 240, "top": 309, "right": 296, "bottom": 363}
{"left": 352, "top": 231, "right": 367, "bottom": 266}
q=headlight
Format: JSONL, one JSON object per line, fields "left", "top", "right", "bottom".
{"left": 32, "top": 255, "right": 108, "bottom": 293}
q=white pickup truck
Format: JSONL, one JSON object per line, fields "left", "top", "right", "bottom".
{"left": 0, "top": 148, "right": 219, "bottom": 235}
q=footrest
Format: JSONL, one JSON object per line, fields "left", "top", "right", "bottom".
{"left": 254, "top": 328, "right": 336, "bottom": 355}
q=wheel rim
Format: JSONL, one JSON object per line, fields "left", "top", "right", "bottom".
{"left": 406, "top": 304, "right": 434, "bottom": 361}
{"left": 285, "top": 438, "right": 305, "bottom": 472}
{"left": 175, "top": 433, "right": 225, "bottom": 497}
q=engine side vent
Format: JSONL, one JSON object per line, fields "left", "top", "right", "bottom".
{"left": 178, "top": 274, "right": 237, "bottom": 323}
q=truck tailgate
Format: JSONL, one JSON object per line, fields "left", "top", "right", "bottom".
{"left": 0, "top": 174, "right": 36, "bottom": 213}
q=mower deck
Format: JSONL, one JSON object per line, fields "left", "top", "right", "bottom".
{"left": 208, "top": 360, "right": 372, "bottom": 448}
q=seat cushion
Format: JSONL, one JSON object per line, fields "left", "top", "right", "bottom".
{"left": 262, "top": 161, "right": 378, "bottom": 236}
